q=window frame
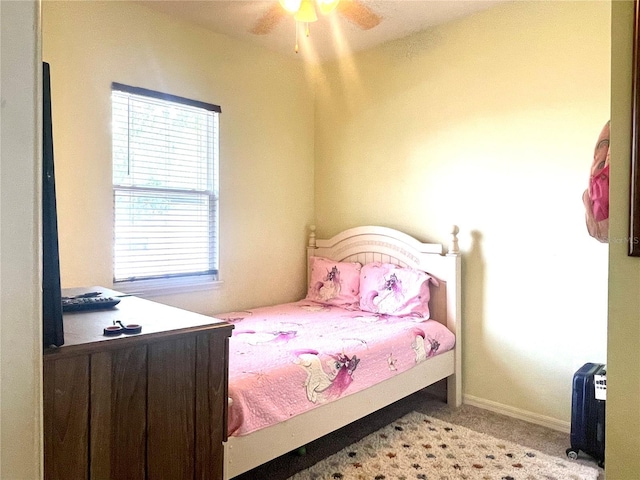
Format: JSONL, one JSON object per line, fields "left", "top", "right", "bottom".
{"left": 110, "top": 83, "right": 222, "bottom": 296}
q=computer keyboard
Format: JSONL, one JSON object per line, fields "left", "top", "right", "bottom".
{"left": 62, "top": 295, "right": 121, "bottom": 312}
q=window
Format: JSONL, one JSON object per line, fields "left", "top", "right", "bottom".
{"left": 111, "top": 83, "right": 220, "bottom": 292}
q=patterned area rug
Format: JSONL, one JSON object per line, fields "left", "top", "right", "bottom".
{"left": 287, "top": 412, "right": 600, "bottom": 480}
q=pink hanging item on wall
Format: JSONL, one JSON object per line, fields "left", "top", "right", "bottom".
{"left": 583, "top": 121, "right": 610, "bottom": 243}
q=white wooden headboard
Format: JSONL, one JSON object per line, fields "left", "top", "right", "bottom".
{"left": 306, "top": 225, "right": 461, "bottom": 337}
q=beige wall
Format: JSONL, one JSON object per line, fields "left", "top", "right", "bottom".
{"left": 0, "top": 1, "right": 43, "bottom": 478}
{"left": 608, "top": 1, "right": 640, "bottom": 476}
{"left": 314, "top": 1, "right": 610, "bottom": 426}
{"left": 42, "top": 1, "right": 315, "bottom": 315}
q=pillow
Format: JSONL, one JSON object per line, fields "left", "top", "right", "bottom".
{"left": 306, "top": 256, "right": 362, "bottom": 307}
{"left": 359, "top": 262, "right": 438, "bottom": 317}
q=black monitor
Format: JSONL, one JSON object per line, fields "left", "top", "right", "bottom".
{"left": 42, "top": 62, "right": 64, "bottom": 348}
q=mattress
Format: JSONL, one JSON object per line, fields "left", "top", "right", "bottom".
{"left": 217, "top": 300, "right": 456, "bottom": 437}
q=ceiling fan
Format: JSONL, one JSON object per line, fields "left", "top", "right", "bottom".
{"left": 250, "top": 0, "right": 382, "bottom": 51}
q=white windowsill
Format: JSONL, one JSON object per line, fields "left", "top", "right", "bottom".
{"left": 114, "top": 276, "right": 223, "bottom": 298}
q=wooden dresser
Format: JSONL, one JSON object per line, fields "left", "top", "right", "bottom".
{"left": 43, "top": 287, "right": 233, "bottom": 480}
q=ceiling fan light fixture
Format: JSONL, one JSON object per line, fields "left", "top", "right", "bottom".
{"left": 316, "top": 0, "right": 339, "bottom": 15}
{"left": 278, "top": 0, "right": 302, "bottom": 14}
{"left": 293, "top": 0, "right": 318, "bottom": 23}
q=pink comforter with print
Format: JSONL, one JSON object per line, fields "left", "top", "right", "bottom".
{"left": 217, "top": 300, "right": 455, "bottom": 437}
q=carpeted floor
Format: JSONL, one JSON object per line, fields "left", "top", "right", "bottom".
{"left": 232, "top": 383, "right": 605, "bottom": 480}
{"left": 287, "top": 412, "right": 599, "bottom": 479}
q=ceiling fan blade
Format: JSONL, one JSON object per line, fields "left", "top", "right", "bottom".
{"left": 337, "top": 0, "right": 381, "bottom": 30}
{"left": 250, "top": 3, "right": 286, "bottom": 35}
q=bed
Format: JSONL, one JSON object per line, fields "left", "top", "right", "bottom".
{"left": 219, "top": 225, "right": 462, "bottom": 479}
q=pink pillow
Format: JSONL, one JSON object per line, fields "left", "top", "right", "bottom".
{"left": 306, "top": 256, "right": 362, "bottom": 307}
{"left": 359, "top": 262, "right": 438, "bottom": 317}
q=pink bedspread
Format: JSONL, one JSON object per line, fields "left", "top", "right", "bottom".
{"left": 216, "top": 300, "right": 455, "bottom": 437}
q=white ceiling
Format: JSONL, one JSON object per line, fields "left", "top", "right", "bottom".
{"left": 137, "top": 0, "right": 504, "bottom": 62}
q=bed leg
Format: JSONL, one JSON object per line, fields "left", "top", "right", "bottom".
{"left": 447, "top": 373, "right": 462, "bottom": 407}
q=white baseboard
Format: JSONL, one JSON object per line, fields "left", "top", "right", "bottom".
{"left": 463, "top": 394, "right": 571, "bottom": 434}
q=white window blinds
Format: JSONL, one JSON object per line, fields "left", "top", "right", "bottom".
{"left": 111, "top": 84, "right": 220, "bottom": 283}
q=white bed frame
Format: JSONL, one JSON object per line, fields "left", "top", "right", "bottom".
{"left": 223, "top": 225, "right": 462, "bottom": 479}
